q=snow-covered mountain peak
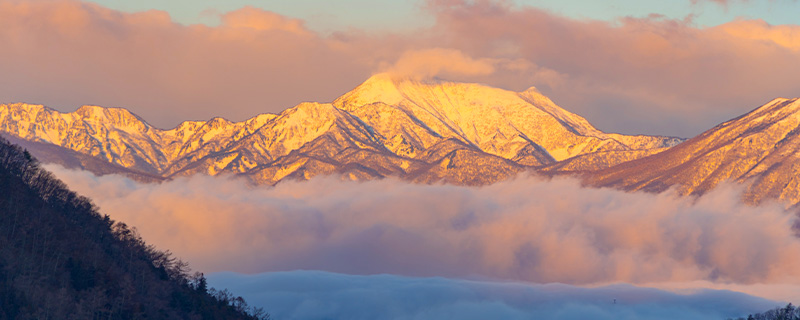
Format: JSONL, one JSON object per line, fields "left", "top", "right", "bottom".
{"left": 5, "top": 102, "right": 48, "bottom": 113}
{"left": 521, "top": 86, "right": 541, "bottom": 93}
{"left": 75, "top": 104, "right": 131, "bottom": 118}
{"left": 329, "top": 75, "right": 679, "bottom": 162}
{"left": 206, "top": 117, "right": 233, "bottom": 128}
{"left": 75, "top": 105, "right": 106, "bottom": 116}
{"left": 333, "top": 73, "right": 406, "bottom": 108}
{"left": 0, "top": 103, "right": 52, "bottom": 120}
{"left": 337, "top": 73, "right": 538, "bottom": 117}
{"left": 334, "top": 73, "right": 528, "bottom": 111}
{"left": 74, "top": 105, "right": 150, "bottom": 131}
{"left": 170, "top": 120, "right": 206, "bottom": 131}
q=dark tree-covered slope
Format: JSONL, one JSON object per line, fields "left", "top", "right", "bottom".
{"left": 728, "top": 303, "right": 800, "bottom": 320}
{"left": 0, "top": 136, "right": 268, "bottom": 319}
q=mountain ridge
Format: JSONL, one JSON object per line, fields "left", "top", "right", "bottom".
{"left": 0, "top": 75, "right": 681, "bottom": 185}
{"left": 584, "top": 97, "right": 800, "bottom": 205}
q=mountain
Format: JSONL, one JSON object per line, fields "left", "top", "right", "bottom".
{"left": 3, "top": 134, "right": 165, "bottom": 182}
{"left": 0, "top": 136, "right": 268, "bottom": 319}
{"left": 333, "top": 74, "right": 680, "bottom": 163}
{"left": 0, "top": 75, "right": 680, "bottom": 185}
{"left": 0, "top": 103, "right": 275, "bottom": 179}
{"left": 585, "top": 98, "right": 800, "bottom": 205}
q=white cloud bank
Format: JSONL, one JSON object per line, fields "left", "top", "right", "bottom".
{"left": 206, "top": 270, "right": 780, "bottom": 320}
{"left": 45, "top": 165, "right": 800, "bottom": 290}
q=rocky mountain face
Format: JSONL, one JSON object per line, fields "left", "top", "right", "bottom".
{"left": 0, "top": 75, "right": 679, "bottom": 185}
{"left": 585, "top": 98, "right": 800, "bottom": 205}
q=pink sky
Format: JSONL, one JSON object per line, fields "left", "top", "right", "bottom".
{"left": 1, "top": 0, "right": 798, "bottom": 136}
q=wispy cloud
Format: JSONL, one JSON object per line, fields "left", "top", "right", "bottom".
{"left": 220, "top": 6, "right": 311, "bottom": 35}
{"left": 46, "top": 165, "right": 800, "bottom": 289}
{"left": 383, "top": 48, "right": 497, "bottom": 79}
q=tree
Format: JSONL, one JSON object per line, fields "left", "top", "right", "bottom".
{"left": 0, "top": 136, "right": 269, "bottom": 319}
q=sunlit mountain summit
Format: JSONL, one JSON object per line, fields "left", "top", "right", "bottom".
{"left": 335, "top": 73, "right": 680, "bottom": 163}
{"left": 0, "top": 74, "right": 679, "bottom": 185}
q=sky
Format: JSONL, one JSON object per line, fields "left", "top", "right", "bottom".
{"left": 86, "top": 0, "right": 800, "bottom": 32}
{"left": 1, "top": 0, "right": 799, "bottom": 136}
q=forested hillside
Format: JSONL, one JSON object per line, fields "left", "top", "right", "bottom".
{"left": 728, "top": 303, "right": 800, "bottom": 320}
{"left": 0, "top": 136, "right": 268, "bottom": 319}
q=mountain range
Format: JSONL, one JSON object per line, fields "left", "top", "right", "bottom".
{"left": 0, "top": 74, "right": 679, "bottom": 185}
{"left": 2, "top": 74, "right": 798, "bottom": 205}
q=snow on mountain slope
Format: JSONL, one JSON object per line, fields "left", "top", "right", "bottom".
{"left": 0, "top": 75, "right": 680, "bottom": 185}
{"left": 587, "top": 98, "right": 800, "bottom": 205}
{"left": 540, "top": 148, "right": 670, "bottom": 173}
{"left": 333, "top": 74, "right": 680, "bottom": 163}
{"left": 167, "top": 102, "right": 389, "bottom": 179}
{"left": 3, "top": 134, "right": 163, "bottom": 182}
{"left": 0, "top": 103, "right": 166, "bottom": 173}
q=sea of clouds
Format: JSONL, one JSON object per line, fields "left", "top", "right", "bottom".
{"left": 46, "top": 165, "right": 800, "bottom": 318}
{"left": 206, "top": 270, "right": 778, "bottom": 320}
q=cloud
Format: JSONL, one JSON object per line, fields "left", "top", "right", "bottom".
{"left": 206, "top": 270, "right": 781, "bottom": 320}
{"left": 2, "top": 0, "right": 800, "bottom": 137}
{"left": 715, "top": 19, "right": 800, "bottom": 50}
{"left": 0, "top": 0, "right": 372, "bottom": 128}
{"left": 383, "top": 48, "right": 496, "bottom": 79}
{"left": 45, "top": 165, "right": 800, "bottom": 289}
{"left": 423, "top": 1, "right": 800, "bottom": 136}
{"left": 221, "top": 6, "right": 310, "bottom": 35}
{"left": 380, "top": 48, "right": 566, "bottom": 87}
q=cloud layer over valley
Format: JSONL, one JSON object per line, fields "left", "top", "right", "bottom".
{"left": 47, "top": 165, "right": 800, "bottom": 289}
{"left": 206, "top": 270, "right": 779, "bottom": 320}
